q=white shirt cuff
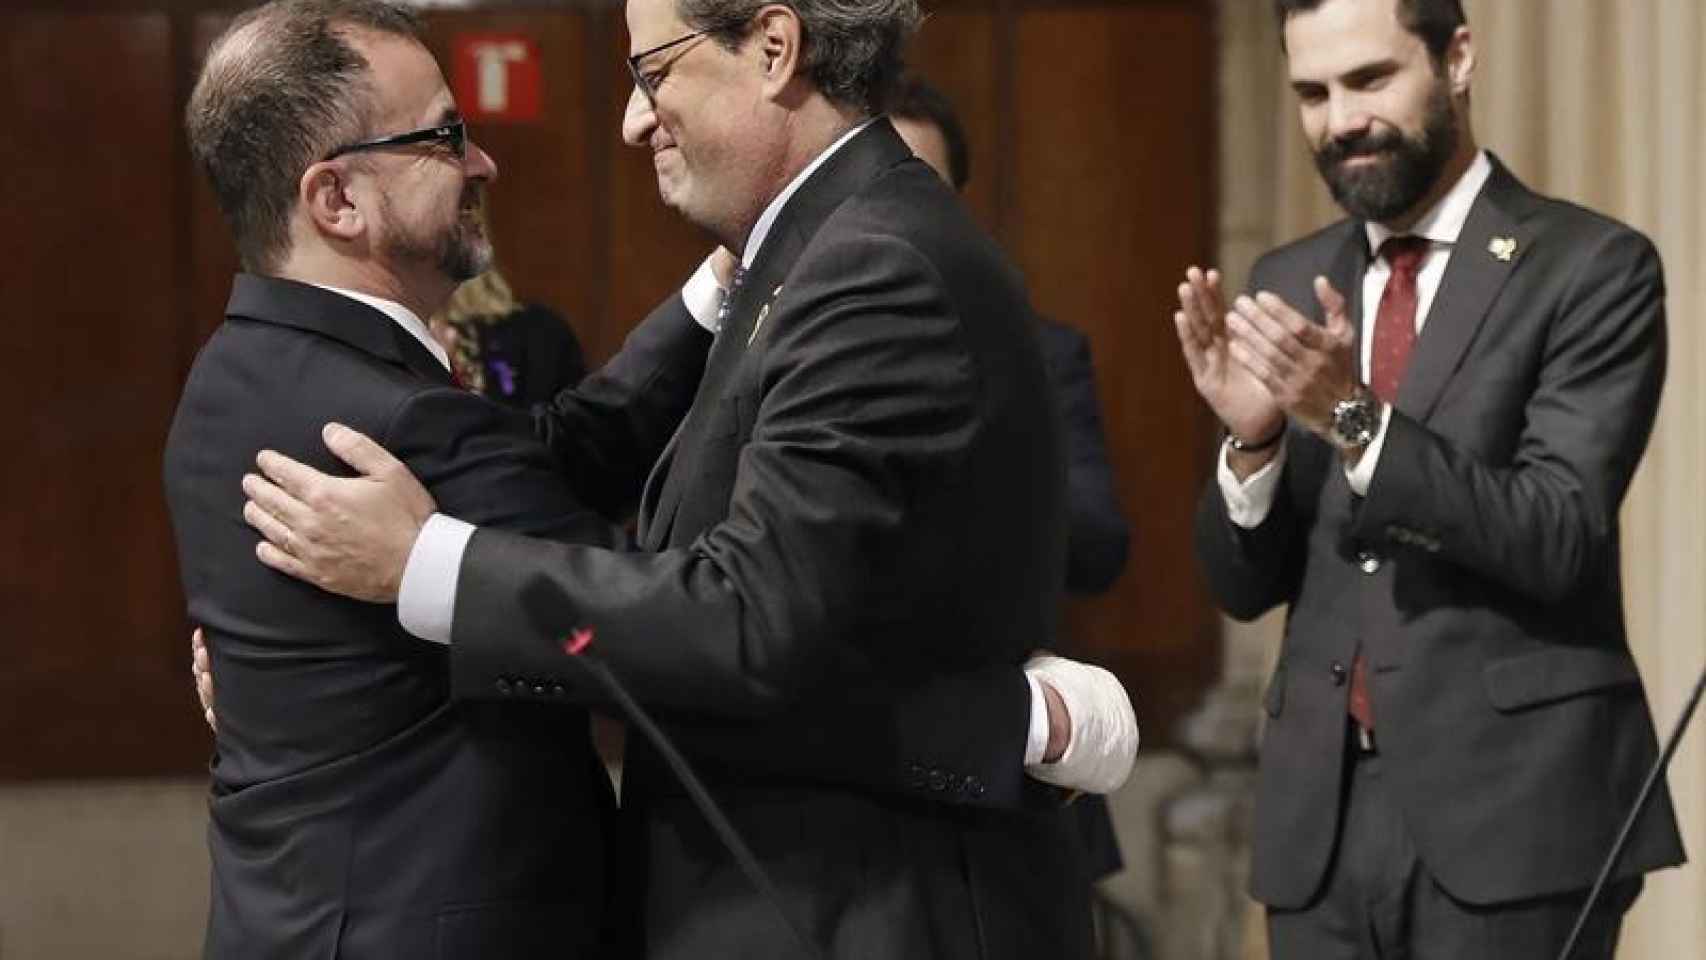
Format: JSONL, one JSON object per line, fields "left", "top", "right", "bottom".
{"left": 1022, "top": 654, "right": 1138, "bottom": 794}
{"left": 397, "top": 513, "right": 476, "bottom": 645}
{"left": 682, "top": 256, "right": 726, "bottom": 334}
{"left": 1217, "top": 437, "right": 1288, "bottom": 529}
{"left": 1343, "top": 402, "right": 1393, "bottom": 497}
{"left": 1023, "top": 671, "right": 1051, "bottom": 766}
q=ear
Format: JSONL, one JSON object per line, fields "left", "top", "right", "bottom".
{"left": 297, "top": 160, "right": 365, "bottom": 243}
{"left": 752, "top": 3, "right": 802, "bottom": 99}
{"left": 1445, "top": 25, "right": 1475, "bottom": 96}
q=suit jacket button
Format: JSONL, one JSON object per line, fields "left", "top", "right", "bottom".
{"left": 1330, "top": 662, "right": 1347, "bottom": 686}
{"left": 1357, "top": 552, "right": 1381, "bottom": 575}
{"left": 551, "top": 683, "right": 567, "bottom": 697}
{"left": 532, "top": 683, "right": 548, "bottom": 696}
{"left": 928, "top": 769, "right": 947, "bottom": 792}
{"left": 963, "top": 776, "right": 985, "bottom": 798}
{"left": 495, "top": 678, "right": 512, "bottom": 695}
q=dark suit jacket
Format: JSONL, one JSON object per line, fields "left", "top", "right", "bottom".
{"left": 448, "top": 120, "right": 1092, "bottom": 958}
{"left": 1039, "top": 320, "right": 1130, "bottom": 597}
{"left": 163, "top": 275, "right": 707, "bottom": 958}
{"left": 462, "top": 303, "right": 588, "bottom": 409}
{"left": 1196, "top": 158, "right": 1686, "bottom": 910}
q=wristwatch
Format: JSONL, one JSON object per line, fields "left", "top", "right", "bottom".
{"left": 1328, "top": 385, "right": 1381, "bottom": 451}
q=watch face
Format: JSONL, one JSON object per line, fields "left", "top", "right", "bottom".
{"left": 1332, "top": 396, "right": 1377, "bottom": 447}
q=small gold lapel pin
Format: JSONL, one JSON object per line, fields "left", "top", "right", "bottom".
{"left": 1488, "top": 236, "right": 1517, "bottom": 262}
{"left": 748, "top": 285, "right": 784, "bottom": 346}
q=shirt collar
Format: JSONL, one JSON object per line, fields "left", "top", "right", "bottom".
{"left": 309, "top": 282, "right": 451, "bottom": 372}
{"left": 740, "top": 118, "right": 878, "bottom": 269}
{"left": 1366, "top": 149, "right": 1492, "bottom": 253}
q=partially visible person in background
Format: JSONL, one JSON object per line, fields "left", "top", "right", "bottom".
{"left": 427, "top": 208, "right": 589, "bottom": 407}
{"left": 889, "top": 73, "right": 1134, "bottom": 884}
{"left": 888, "top": 75, "right": 1130, "bottom": 595}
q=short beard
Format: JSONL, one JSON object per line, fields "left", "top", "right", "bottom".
{"left": 380, "top": 186, "right": 492, "bottom": 284}
{"left": 1314, "top": 79, "right": 1459, "bottom": 224}
{"left": 439, "top": 212, "right": 492, "bottom": 283}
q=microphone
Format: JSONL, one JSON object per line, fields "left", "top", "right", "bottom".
{"left": 1554, "top": 661, "right": 1705, "bottom": 960}
{"left": 520, "top": 576, "right": 828, "bottom": 960}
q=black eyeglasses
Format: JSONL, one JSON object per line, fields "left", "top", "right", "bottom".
{"left": 627, "top": 29, "right": 710, "bottom": 106}
{"left": 323, "top": 119, "right": 466, "bottom": 162}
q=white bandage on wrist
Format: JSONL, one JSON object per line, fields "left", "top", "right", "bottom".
{"left": 1022, "top": 653, "right": 1139, "bottom": 794}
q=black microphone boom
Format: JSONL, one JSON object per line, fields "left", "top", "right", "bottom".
{"left": 520, "top": 576, "right": 828, "bottom": 960}
{"left": 1555, "top": 661, "right": 1706, "bottom": 960}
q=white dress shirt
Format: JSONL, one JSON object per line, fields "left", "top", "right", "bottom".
{"left": 1219, "top": 150, "right": 1494, "bottom": 528}
{"left": 394, "top": 119, "right": 1132, "bottom": 784}
{"left": 311, "top": 283, "right": 452, "bottom": 373}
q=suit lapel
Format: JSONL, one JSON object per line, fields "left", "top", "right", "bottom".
{"left": 1396, "top": 160, "right": 1530, "bottom": 421}
{"left": 226, "top": 273, "right": 456, "bottom": 388}
{"left": 637, "top": 423, "right": 682, "bottom": 550}
{"left": 640, "top": 120, "right": 914, "bottom": 550}
{"left": 1326, "top": 224, "right": 1372, "bottom": 352}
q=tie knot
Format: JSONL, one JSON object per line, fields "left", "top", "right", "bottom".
{"left": 1380, "top": 235, "right": 1429, "bottom": 275}
{"left": 714, "top": 265, "right": 749, "bottom": 331}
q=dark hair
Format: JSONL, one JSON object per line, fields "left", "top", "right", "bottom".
{"left": 1274, "top": 0, "right": 1466, "bottom": 61}
{"left": 185, "top": 0, "right": 422, "bottom": 272}
{"left": 888, "top": 74, "right": 970, "bottom": 190}
{"left": 676, "top": 0, "right": 921, "bottom": 115}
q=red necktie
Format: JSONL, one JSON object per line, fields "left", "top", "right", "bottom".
{"left": 1350, "top": 235, "right": 1428, "bottom": 737}
{"left": 1369, "top": 236, "right": 1429, "bottom": 403}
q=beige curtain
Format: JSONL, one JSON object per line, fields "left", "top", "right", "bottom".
{"left": 1220, "top": 2, "right": 1706, "bottom": 956}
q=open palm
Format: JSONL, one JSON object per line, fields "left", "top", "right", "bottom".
{"left": 1173, "top": 267, "right": 1282, "bottom": 442}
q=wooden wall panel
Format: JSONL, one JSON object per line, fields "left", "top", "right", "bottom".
{"left": 419, "top": 12, "right": 608, "bottom": 359}
{"left": 0, "top": 14, "right": 208, "bottom": 778}
{"left": 907, "top": 11, "right": 1002, "bottom": 234}
{"left": 188, "top": 14, "right": 240, "bottom": 350}
{"left": 1011, "top": 5, "right": 1220, "bottom": 735}
{"left": 4, "top": 1, "right": 1219, "bottom": 777}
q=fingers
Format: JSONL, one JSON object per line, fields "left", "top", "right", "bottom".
{"left": 1226, "top": 335, "right": 1278, "bottom": 391}
{"left": 321, "top": 423, "right": 401, "bottom": 478}
{"left": 242, "top": 481, "right": 316, "bottom": 579}
{"left": 1173, "top": 309, "right": 1211, "bottom": 376}
{"left": 196, "top": 664, "right": 215, "bottom": 714}
{"left": 1175, "top": 266, "right": 1228, "bottom": 380}
{"left": 254, "top": 448, "right": 330, "bottom": 504}
{"left": 256, "top": 539, "right": 315, "bottom": 585}
{"left": 243, "top": 474, "right": 309, "bottom": 554}
{"left": 1227, "top": 297, "right": 1304, "bottom": 377}
{"left": 1185, "top": 266, "right": 1225, "bottom": 321}
{"left": 1314, "top": 276, "right": 1353, "bottom": 345}
{"left": 191, "top": 627, "right": 216, "bottom": 732}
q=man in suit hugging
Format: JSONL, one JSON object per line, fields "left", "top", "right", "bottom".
{"left": 181, "top": 0, "right": 1137, "bottom": 956}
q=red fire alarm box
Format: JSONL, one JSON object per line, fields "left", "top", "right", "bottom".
{"left": 452, "top": 33, "right": 542, "bottom": 124}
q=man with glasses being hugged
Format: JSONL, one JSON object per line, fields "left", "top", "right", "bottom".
{"left": 167, "top": 2, "right": 714, "bottom": 955}
{"left": 224, "top": 0, "right": 1137, "bottom": 954}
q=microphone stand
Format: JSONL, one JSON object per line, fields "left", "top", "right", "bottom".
{"left": 519, "top": 572, "right": 829, "bottom": 960}
{"left": 1555, "top": 662, "right": 1705, "bottom": 960}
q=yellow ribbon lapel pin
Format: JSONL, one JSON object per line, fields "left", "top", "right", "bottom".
{"left": 748, "top": 285, "right": 784, "bottom": 346}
